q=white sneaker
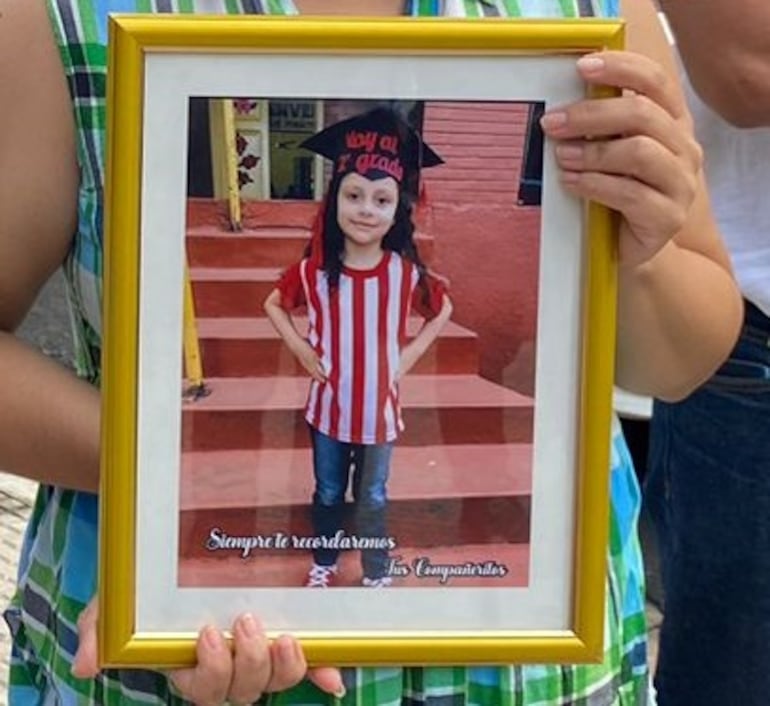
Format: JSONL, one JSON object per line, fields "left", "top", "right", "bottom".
{"left": 305, "top": 563, "right": 338, "bottom": 588}
{"left": 362, "top": 576, "right": 393, "bottom": 588}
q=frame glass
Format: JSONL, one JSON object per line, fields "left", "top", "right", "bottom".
{"left": 100, "top": 13, "right": 624, "bottom": 669}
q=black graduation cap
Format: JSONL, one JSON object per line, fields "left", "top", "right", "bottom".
{"left": 300, "top": 107, "right": 444, "bottom": 185}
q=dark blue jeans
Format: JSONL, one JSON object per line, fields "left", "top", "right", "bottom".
{"left": 309, "top": 427, "right": 393, "bottom": 580}
{"left": 646, "top": 300, "right": 770, "bottom": 706}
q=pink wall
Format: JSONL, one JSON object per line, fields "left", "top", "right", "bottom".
{"left": 425, "top": 206, "right": 540, "bottom": 397}
{"left": 421, "top": 102, "right": 541, "bottom": 396}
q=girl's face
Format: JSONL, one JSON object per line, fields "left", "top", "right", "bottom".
{"left": 336, "top": 172, "right": 399, "bottom": 250}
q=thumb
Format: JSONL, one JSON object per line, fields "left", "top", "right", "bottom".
{"left": 72, "top": 597, "right": 100, "bottom": 679}
{"left": 307, "top": 667, "right": 346, "bottom": 699}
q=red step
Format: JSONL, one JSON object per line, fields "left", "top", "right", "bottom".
{"left": 241, "top": 199, "right": 320, "bottom": 229}
{"left": 186, "top": 227, "right": 435, "bottom": 269}
{"left": 179, "top": 444, "right": 532, "bottom": 510}
{"left": 187, "top": 226, "right": 312, "bottom": 268}
{"left": 178, "top": 444, "right": 531, "bottom": 554}
{"left": 179, "top": 495, "right": 530, "bottom": 557}
{"left": 190, "top": 267, "right": 281, "bottom": 317}
{"left": 193, "top": 317, "right": 479, "bottom": 377}
{"left": 186, "top": 198, "right": 320, "bottom": 229}
{"left": 181, "top": 375, "right": 534, "bottom": 451}
{"left": 178, "top": 542, "right": 530, "bottom": 588}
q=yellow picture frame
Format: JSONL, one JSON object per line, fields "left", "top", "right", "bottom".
{"left": 101, "top": 14, "right": 623, "bottom": 669}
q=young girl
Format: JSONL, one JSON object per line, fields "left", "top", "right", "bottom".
{"left": 264, "top": 107, "right": 453, "bottom": 589}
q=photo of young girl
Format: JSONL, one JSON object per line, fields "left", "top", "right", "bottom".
{"left": 263, "top": 108, "right": 453, "bottom": 588}
{"left": 178, "top": 96, "right": 540, "bottom": 591}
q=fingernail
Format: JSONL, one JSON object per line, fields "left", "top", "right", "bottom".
{"left": 334, "top": 684, "right": 347, "bottom": 699}
{"left": 277, "top": 635, "right": 295, "bottom": 660}
{"left": 239, "top": 613, "right": 259, "bottom": 638}
{"left": 556, "top": 145, "right": 584, "bottom": 162}
{"left": 577, "top": 55, "right": 605, "bottom": 73}
{"left": 204, "top": 626, "right": 223, "bottom": 652}
{"left": 540, "top": 111, "right": 567, "bottom": 131}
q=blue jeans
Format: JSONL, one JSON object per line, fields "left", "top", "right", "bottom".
{"left": 309, "top": 427, "right": 393, "bottom": 580}
{"left": 646, "top": 300, "right": 770, "bottom": 706}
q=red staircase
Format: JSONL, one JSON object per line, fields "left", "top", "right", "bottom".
{"left": 179, "top": 199, "right": 534, "bottom": 588}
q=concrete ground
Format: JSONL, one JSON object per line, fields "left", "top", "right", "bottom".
{"left": 0, "top": 270, "right": 663, "bottom": 701}
{"left": 0, "top": 474, "right": 37, "bottom": 698}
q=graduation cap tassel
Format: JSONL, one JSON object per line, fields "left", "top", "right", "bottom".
{"left": 418, "top": 180, "right": 429, "bottom": 210}
{"left": 415, "top": 179, "right": 436, "bottom": 237}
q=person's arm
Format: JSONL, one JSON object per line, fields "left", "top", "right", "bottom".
{"left": 617, "top": 0, "right": 743, "bottom": 399}
{"left": 542, "top": 0, "right": 743, "bottom": 402}
{"left": 659, "top": 0, "right": 770, "bottom": 127}
{"left": 263, "top": 288, "right": 327, "bottom": 383}
{"left": 399, "top": 293, "right": 453, "bottom": 379}
{"left": 0, "top": 0, "right": 100, "bottom": 492}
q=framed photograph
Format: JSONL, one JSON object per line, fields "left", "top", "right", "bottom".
{"left": 100, "top": 14, "right": 623, "bottom": 669}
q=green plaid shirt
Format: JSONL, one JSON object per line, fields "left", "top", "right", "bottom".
{"left": 6, "top": 1, "right": 648, "bottom": 704}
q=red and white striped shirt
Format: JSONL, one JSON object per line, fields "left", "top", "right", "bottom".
{"left": 277, "top": 251, "right": 444, "bottom": 444}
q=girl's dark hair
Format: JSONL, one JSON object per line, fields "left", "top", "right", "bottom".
{"left": 305, "top": 174, "right": 430, "bottom": 300}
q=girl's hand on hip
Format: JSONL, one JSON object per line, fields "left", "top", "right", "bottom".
{"left": 294, "top": 339, "right": 327, "bottom": 383}
{"left": 540, "top": 50, "right": 703, "bottom": 267}
{"left": 72, "top": 597, "right": 345, "bottom": 704}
